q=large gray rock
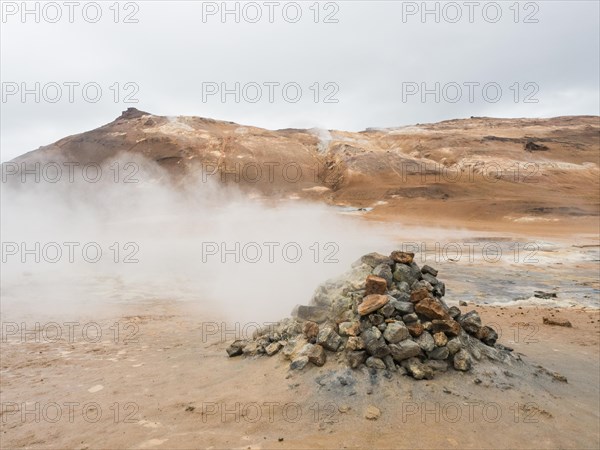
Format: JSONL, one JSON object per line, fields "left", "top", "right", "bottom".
{"left": 476, "top": 325, "right": 498, "bottom": 346}
{"left": 421, "top": 265, "right": 438, "bottom": 277}
{"left": 372, "top": 263, "right": 393, "bottom": 288}
{"left": 365, "top": 337, "right": 391, "bottom": 358}
{"left": 347, "top": 351, "right": 367, "bottom": 368}
{"left": 447, "top": 338, "right": 462, "bottom": 355}
{"left": 389, "top": 340, "right": 422, "bottom": 362}
{"left": 290, "top": 356, "right": 309, "bottom": 370}
{"left": 226, "top": 340, "right": 245, "bottom": 357}
{"left": 383, "top": 322, "right": 410, "bottom": 343}
{"left": 391, "top": 300, "right": 414, "bottom": 315}
{"left": 316, "top": 325, "right": 343, "bottom": 351}
{"left": 428, "top": 346, "right": 450, "bottom": 360}
{"left": 453, "top": 349, "right": 472, "bottom": 371}
{"left": 422, "top": 273, "right": 439, "bottom": 286}
{"left": 415, "top": 332, "right": 435, "bottom": 352}
{"left": 393, "top": 264, "right": 419, "bottom": 286}
{"left": 458, "top": 310, "right": 482, "bottom": 335}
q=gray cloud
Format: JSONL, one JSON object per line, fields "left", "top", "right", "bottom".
{"left": 1, "top": 1, "right": 599, "bottom": 161}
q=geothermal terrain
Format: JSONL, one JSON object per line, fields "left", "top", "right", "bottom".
{"left": 1, "top": 110, "right": 599, "bottom": 449}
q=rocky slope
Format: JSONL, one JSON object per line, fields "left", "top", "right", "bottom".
{"left": 6, "top": 108, "right": 600, "bottom": 227}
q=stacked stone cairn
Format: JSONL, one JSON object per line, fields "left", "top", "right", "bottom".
{"left": 226, "top": 251, "right": 513, "bottom": 380}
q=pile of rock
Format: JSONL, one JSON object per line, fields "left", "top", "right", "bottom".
{"left": 226, "top": 251, "right": 513, "bottom": 380}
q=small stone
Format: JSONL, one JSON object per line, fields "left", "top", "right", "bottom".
{"left": 368, "top": 313, "right": 385, "bottom": 326}
{"left": 410, "top": 287, "right": 430, "bottom": 303}
{"left": 373, "top": 264, "right": 393, "bottom": 288}
{"left": 377, "top": 323, "right": 387, "bottom": 332}
{"left": 391, "top": 300, "right": 414, "bottom": 314}
{"left": 347, "top": 351, "right": 367, "bottom": 369}
{"left": 433, "top": 332, "right": 448, "bottom": 347}
{"left": 415, "top": 297, "right": 450, "bottom": 320}
{"left": 290, "top": 356, "right": 309, "bottom": 370}
{"left": 383, "top": 355, "right": 397, "bottom": 372}
{"left": 552, "top": 372, "right": 568, "bottom": 383}
{"left": 425, "top": 360, "right": 449, "bottom": 372}
{"left": 432, "top": 319, "right": 461, "bottom": 337}
{"left": 432, "top": 282, "right": 446, "bottom": 298}
{"left": 415, "top": 331, "right": 435, "bottom": 352}
{"left": 459, "top": 300, "right": 468, "bottom": 307}
{"left": 303, "top": 321, "right": 319, "bottom": 339}
{"left": 406, "top": 322, "right": 424, "bottom": 337}
{"left": 307, "top": 344, "right": 326, "bottom": 366}
{"left": 345, "top": 336, "right": 365, "bottom": 351}
{"left": 365, "top": 275, "right": 388, "bottom": 295}
{"left": 393, "top": 264, "right": 419, "bottom": 286}
{"left": 453, "top": 349, "right": 472, "bottom": 371}
{"left": 265, "top": 342, "right": 283, "bottom": 356}
{"left": 447, "top": 338, "right": 461, "bottom": 354}
{"left": 358, "top": 294, "right": 389, "bottom": 316}
{"left": 396, "top": 281, "right": 410, "bottom": 293}
{"left": 226, "top": 340, "right": 245, "bottom": 357}
{"left": 422, "top": 321, "right": 433, "bottom": 331}
{"left": 383, "top": 322, "right": 410, "bottom": 343}
{"left": 317, "top": 325, "right": 343, "bottom": 351}
{"left": 366, "top": 356, "right": 387, "bottom": 370}
{"left": 365, "top": 337, "right": 390, "bottom": 358}
{"left": 361, "top": 326, "right": 382, "bottom": 342}
{"left": 403, "top": 357, "right": 434, "bottom": 380}
{"left": 339, "top": 321, "right": 360, "bottom": 336}
{"left": 421, "top": 265, "right": 438, "bottom": 277}
{"left": 448, "top": 306, "right": 462, "bottom": 319}
{"left": 390, "top": 251, "right": 414, "bottom": 264}
{"left": 364, "top": 405, "right": 381, "bottom": 420}
{"left": 476, "top": 326, "right": 498, "bottom": 346}
{"left": 380, "top": 303, "right": 396, "bottom": 318}
{"left": 428, "top": 346, "right": 450, "bottom": 360}
{"left": 542, "top": 317, "right": 572, "bottom": 327}
{"left": 458, "top": 310, "right": 482, "bottom": 335}
{"left": 389, "top": 340, "right": 421, "bottom": 362}
{"left": 411, "top": 279, "right": 432, "bottom": 292}
{"left": 402, "top": 313, "right": 419, "bottom": 323}
{"left": 422, "top": 273, "right": 439, "bottom": 286}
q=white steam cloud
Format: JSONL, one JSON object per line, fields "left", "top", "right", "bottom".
{"left": 1, "top": 153, "right": 393, "bottom": 323}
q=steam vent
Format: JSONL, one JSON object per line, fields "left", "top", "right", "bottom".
{"left": 227, "top": 251, "right": 518, "bottom": 379}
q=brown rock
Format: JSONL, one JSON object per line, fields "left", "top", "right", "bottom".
{"left": 303, "top": 321, "right": 319, "bottom": 340}
{"left": 365, "top": 275, "right": 388, "bottom": 295}
{"left": 390, "top": 251, "right": 414, "bottom": 264}
{"left": 543, "top": 317, "right": 572, "bottom": 327}
{"left": 307, "top": 344, "right": 326, "bottom": 366}
{"left": 406, "top": 322, "right": 424, "bottom": 337}
{"left": 410, "top": 287, "right": 430, "bottom": 303}
{"left": 358, "top": 294, "right": 389, "bottom": 316}
{"left": 415, "top": 297, "right": 450, "bottom": 320}
{"left": 432, "top": 319, "right": 461, "bottom": 337}
{"left": 347, "top": 351, "right": 367, "bottom": 368}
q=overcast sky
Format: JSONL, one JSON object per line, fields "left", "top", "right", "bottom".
{"left": 1, "top": 0, "right": 599, "bottom": 161}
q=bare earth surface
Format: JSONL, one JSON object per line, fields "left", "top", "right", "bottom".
{"left": 1, "top": 300, "right": 599, "bottom": 449}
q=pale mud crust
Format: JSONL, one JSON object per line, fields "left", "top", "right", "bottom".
{"left": 1, "top": 300, "right": 598, "bottom": 449}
